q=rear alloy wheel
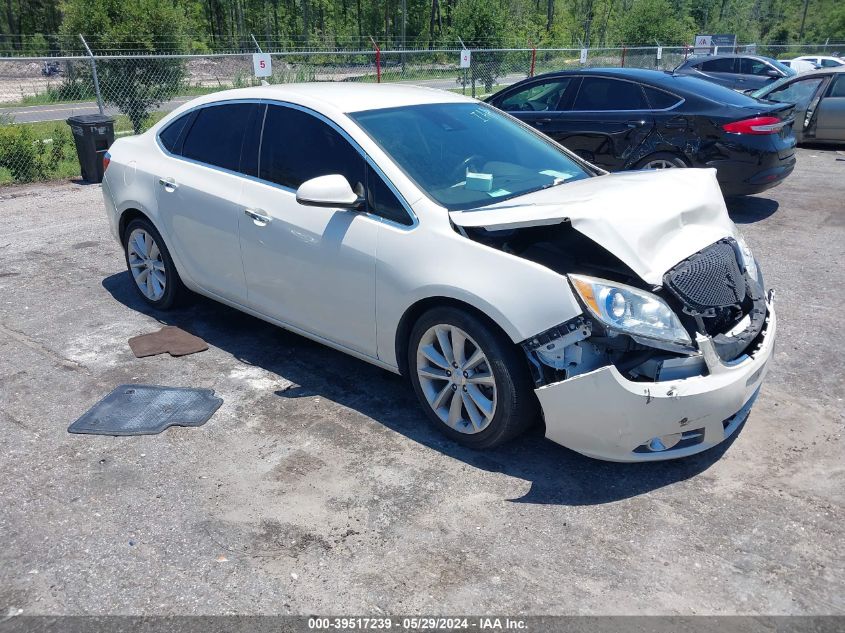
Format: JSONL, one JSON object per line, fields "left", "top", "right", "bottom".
{"left": 637, "top": 153, "right": 689, "bottom": 170}
{"left": 123, "top": 218, "right": 183, "bottom": 309}
{"left": 408, "top": 307, "right": 537, "bottom": 449}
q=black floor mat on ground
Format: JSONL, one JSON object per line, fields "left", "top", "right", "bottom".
{"left": 68, "top": 384, "right": 223, "bottom": 436}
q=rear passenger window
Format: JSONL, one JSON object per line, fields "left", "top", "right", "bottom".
{"left": 259, "top": 105, "right": 365, "bottom": 192}
{"left": 643, "top": 86, "right": 681, "bottom": 109}
{"left": 158, "top": 113, "right": 192, "bottom": 154}
{"left": 366, "top": 166, "right": 411, "bottom": 226}
{"left": 181, "top": 103, "right": 257, "bottom": 172}
{"left": 573, "top": 77, "right": 648, "bottom": 111}
{"left": 701, "top": 58, "right": 736, "bottom": 73}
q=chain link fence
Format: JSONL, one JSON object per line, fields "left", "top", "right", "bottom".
{"left": 1, "top": 42, "right": 842, "bottom": 185}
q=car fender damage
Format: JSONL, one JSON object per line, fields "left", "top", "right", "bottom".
{"left": 451, "top": 167, "right": 775, "bottom": 461}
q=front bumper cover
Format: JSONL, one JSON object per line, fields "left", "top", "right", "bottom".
{"left": 536, "top": 295, "right": 776, "bottom": 462}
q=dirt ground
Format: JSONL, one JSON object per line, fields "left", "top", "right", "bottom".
{"left": 0, "top": 147, "right": 843, "bottom": 616}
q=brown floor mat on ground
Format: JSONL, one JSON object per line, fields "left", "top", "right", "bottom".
{"left": 129, "top": 326, "right": 208, "bottom": 358}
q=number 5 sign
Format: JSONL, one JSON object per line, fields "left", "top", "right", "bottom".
{"left": 253, "top": 53, "right": 272, "bottom": 78}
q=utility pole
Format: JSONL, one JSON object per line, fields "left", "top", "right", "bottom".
{"left": 798, "top": 0, "right": 810, "bottom": 42}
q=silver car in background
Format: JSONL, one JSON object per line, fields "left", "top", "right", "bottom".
{"left": 752, "top": 67, "right": 845, "bottom": 144}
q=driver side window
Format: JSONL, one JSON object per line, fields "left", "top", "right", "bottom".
{"left": 259, "top": 104, "right": 412, "bottom": 225}
{"left": 260, "top": 105, "right": 365, "bottom": 193}
{"left": 499, "top": 79, "right": 572, "bottom": 112}
{"left": 740, "top": 58, "right": 774, "bottom": 76}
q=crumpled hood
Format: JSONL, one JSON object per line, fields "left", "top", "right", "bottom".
{"left": 449, "top": 168, "right": 738, "bottom": 286}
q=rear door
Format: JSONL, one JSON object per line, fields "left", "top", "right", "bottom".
{"left": 155, "top": 102, "right": 262, "bottom": 303}
{"left": 815, "top": 74, "right": 845, "bottom": 141}
{"left": 549, "top": 76, "right": 655, "bottom": 169}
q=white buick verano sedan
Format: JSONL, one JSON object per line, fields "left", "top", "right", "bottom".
{"left": 101, "top": 84, "right": 776, "bottom": 462}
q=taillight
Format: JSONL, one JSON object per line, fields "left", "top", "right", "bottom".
{"left": 103, "top": 151, "right": 111, "bottom": 171}
{"left": 722, "top": 116, "right": 785, "bottom": 135}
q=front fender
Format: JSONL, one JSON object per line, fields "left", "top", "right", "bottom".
{"left": 374, "top": 219, "right": 583, "bottom": 369}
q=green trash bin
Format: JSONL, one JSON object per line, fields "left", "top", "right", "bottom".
{"left": 66, "top": 114, "right": 115, "bottom": 183}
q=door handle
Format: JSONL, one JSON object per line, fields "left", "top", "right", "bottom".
{"left": 244, "top": 208, "right": 272, "bottom": 225}
{"left": 626, "top": 119, "right": 647, "bottom": 128}
{"left": 158, "top": 177, "right": 178, "bottom": 190}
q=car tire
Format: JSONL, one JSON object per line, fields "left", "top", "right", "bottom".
{"left": 408, "top": 306, "right": 538, "bottom": 449}
{"left": 636, "top": 152, "right": 690, "bottom": 170}
{"left": 123, "top": 218, "right": 184, "bottom": 310}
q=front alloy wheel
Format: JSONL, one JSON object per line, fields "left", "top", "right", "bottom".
{"left": 416, "top": 324, "right": 497, "bottom": 434}
{"left": 408, "top": 307, "right": 537, "bottom": 449}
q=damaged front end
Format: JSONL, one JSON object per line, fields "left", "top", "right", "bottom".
{"left": 516, "top": 239, "right": 775, "bottom": 462}
{"left": 450, "top": 169, "right": 776, "bottom": 461}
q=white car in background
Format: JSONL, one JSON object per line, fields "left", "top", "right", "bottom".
{"left": 794, "top": 55, "right": 845, "bottom": 68}
{"left": 781, "top": 58, "right": 819, "bottom": 74}
{"left": 100, "top": 84, "right": 776, "bottom": 462}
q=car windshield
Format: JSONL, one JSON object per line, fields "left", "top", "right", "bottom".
{"left": 350, "top": 102, "right": 590, "bottom": 211}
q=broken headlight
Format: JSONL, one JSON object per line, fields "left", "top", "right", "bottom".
{"left": 569, "top": 274, "right": 693, "bottom": 349}
{"left": 734, "top": 231, "right": 764, "bottom": 289}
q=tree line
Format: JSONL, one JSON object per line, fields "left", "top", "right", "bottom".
{"left": 1, "top": 0, "right": 843, "bottom": 55}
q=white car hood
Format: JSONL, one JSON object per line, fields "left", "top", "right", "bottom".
{"left": 448, "top": 168, "right": 737, "bottom": 286}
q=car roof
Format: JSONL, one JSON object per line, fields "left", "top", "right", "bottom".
{"left": 682, "top": 53, "right": 777, "bottom": 63}
{"left": 783, "top": 66, "right": 845, "bottom": 77}
{"left": 491, "top": 66, "right": 777, "bottom": 108}
{"left": 176, "top": 82, "right": 472, "bottom": 115}
{"left": 529, "top": 67, "right": 679, "bottom": 82}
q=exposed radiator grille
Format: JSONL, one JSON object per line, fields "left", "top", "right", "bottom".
{"left": 664, "top": 240, "right": 745, "bottom": 313}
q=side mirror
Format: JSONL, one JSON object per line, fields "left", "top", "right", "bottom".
{"left": 296, "top": 174, "right": 364, "bottom": 210}
{"left": 766, "top": 69, "right": 781, "bottom": 79}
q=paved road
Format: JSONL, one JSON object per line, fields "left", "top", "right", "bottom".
{"left": 0, "top": 74, "right": 526, "bottom": 124}
{"left": 0, "top": 148, "right": 843, "bottom": 615}
{"left": 0, "top": 96, "right": 195, "bottom": 124}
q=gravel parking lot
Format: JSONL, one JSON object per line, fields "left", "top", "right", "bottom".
{"left": 0, "top": 147, "right": 843, "bottom": 616}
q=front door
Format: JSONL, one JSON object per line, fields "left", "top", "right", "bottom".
{"left": 237, "top": 104, "right": 379, "bottom": 357}
{"left": 492, "top": 77, "right": 576, "bottom": 141}
{"left": 758, "top": 75, "right": 829, "bottom": 142}
{"left": 815, "top": 75, "right": 845, "bottom": 142}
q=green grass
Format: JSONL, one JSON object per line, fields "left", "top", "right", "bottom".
{"left": 0, "top": 111, "right": 166, "bottom": 186}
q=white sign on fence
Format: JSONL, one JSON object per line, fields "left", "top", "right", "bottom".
{"left": 253, "top": 53, "right": 272, "bottom": 77}
{"left": 459, "top": 49, "right": 471, "bottom": 68}
{"left": 693, "top": 35, "right": 712, "bottom": 54}
{"left": 656, "top": 46, "right": 663, "bottom": 60}
{"left": 579, "top": 48, "right": 588, "bottom": 64}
